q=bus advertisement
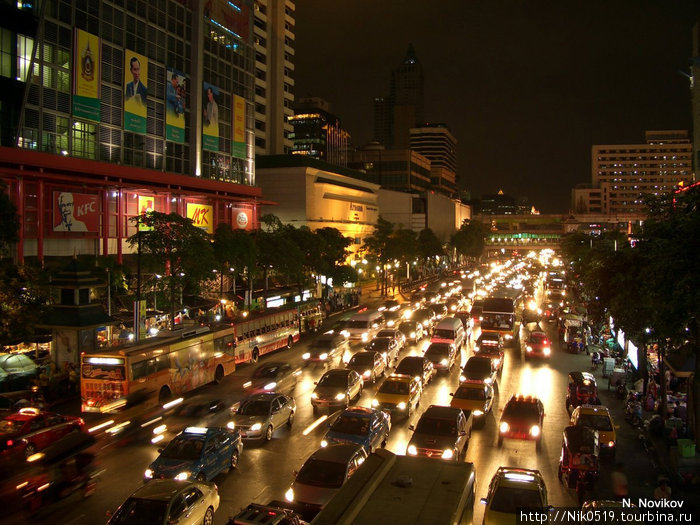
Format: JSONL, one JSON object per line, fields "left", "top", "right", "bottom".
{"left": 480, "top": 297, "right": 517, "bottom": 343}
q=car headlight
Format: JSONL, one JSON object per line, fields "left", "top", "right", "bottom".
{"left": 410, "top": 332, "right": 416, "bottom": 339}
{"left": 387, "top": 320, "right": 395, "bottom": 327}
{"left": 320, "top": 440, "right": 328, "bottom": 448}
{"left": 529, "top": 425, "right": 541, "bottom": 437}
{"left": 264, "top": 382, "right": 276, "bottom": 390}
{"left": 407, "top": 444, "right": 418, "bottom": 455}
{"left": 526, "top": 346, "right": 533, "bottom": 352}
{"left": 440, "top": 359, "right": 448, "bottom": 365}
{"left": 341, "top": 330, "right": 350, "bottom": 338}
{"left": 473, "top": 410, "right": 484, "bottom": 416}
{"left": 451, "top": 305, "right": 457, "bottom": 311}
{"left": 320, "top": 353, "right": 328, "bottom": 360}
{"left": 397, "top": 402, "right": 406, "bottom": 410}
{"left": 363, "top": 370, "right": 371, "bottom": 378}
{"left": 543, "top": 347, "right": 551, "bottom": 356}
{"left": 505, "top": 334, "right": 513, "bottom": 340}
{"left": 174, "top": 471, "right": 190, "bottom": 481}
{"left": 372, "top": 398, "right": 379, "bottom": 407}
{"left": 144, "top": 469, "right": 153, "bottom": 479}
{"left": 423, "top": 321, "right": 429, "bottom": 327}
{"left": 473, "top": 346, "right": 479, "bottom": 352}
{"left": 302, "top": 352, "right": 310, "bottom": 360}
{"left": 441, "top": 449, "right": 454, "bottom": 460}
{"left": 414, "top": 375, "right": 422, "bottom": 382}
{"left": 285, "top": 487, "right": 294, "bottom": 502}
{"left": 499, "top": 421, "right": 510, "bottom": 433}
{"left": 250, "top": 423, "right": 262, "bottom": 431}
{"left": 484, "top": 377, "right": 492, "bottom": 384}
{"left": 493, "top": 358, "right": 501, "bottom": 366}
{"left": 608, "top": 440, "right": 615, "bottom": 448}
{"left": 459, "top": 375, "right": 466, "bottom": 382}
{"left": 335, "top": 393, "right": 346, "bottom": 400}
{"left": 311, "top": 392, "right": 318, "bottom": 399}
{"left": 362, "top": 333, "right": 369, "bottom": 342}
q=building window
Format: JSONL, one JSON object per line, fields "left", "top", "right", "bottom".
{"left": 255, "top": 84, "right": 266, "bottom": 97}
{"left": 255, "top": 120, "right": 265, "bottom": 131}
{"left": 255, "top": 136, "right": 266, "bottom": 148}
{"left": 17, "top": 34, "right": 36, "bottom": 81}
{"left": 41, "top": 113, "right": 69, "bottom": 154}
{"left": 71, "top": 120, "right": 97, "bottom": 159}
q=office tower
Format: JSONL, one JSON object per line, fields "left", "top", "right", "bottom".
{"left": 410, "top": 124, "right": 457, "bottom": 197}
{"left": 288, "top": 96, "right": 350, "bottom": 167}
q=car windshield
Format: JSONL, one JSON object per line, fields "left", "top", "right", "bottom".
{"left": 160, "top": 437, "right": 204, "bottom": 460}
{"left": 434, "top": 329, "right": 455, "bottom": 339}
{"left": 349, "top": 353, "right": 374, "bottom": 366}
{"left": 415, "top": 417, "right": 456, "bottom": 436}
{"left": 109, "top": 497, "right": 168, "bottom": 525}
{"left": 578, "top": 414, "right": 612, "bottom": 431}
{"left": 424, "top": 346, "right": 448, "bottom": 360}
{"left": 503, "top": 402, "right": 539, "bottom": 421}
{"left": 379, "top": 381, "right": 409, "bottom": 395}
{"left": 252, "top": 366, "right": 280, "bottom": 379}
{"left": 238, "top": 400, "right": 271, "bottom": 416}
{"left": 465, "top": 359, "right": 492, "bottom": 376}
{"left": 454, "top": 387, "right": 486, "bottom": 401}
{"left": 310, "top": 339, "right": 334, "bottom": 350}
{"left": 318, "top": 374, "right": 348, "bottom": 388}
{"left": 330, "top": 416, "right": 369, "bottom": 435}
{"left": 347, "top": 320, "right": 369, "bottom": 329}
{"left": 529, "top": 334, "right": 547, "bottom": 344}
{"left": 296, "top": 459, "right": 346, "bottom": 488}
{"left": 489, "top": 486, "right": 543, "bottom": 513}
{"left": 398, "top": 323, "right": 416, "bottom": 334}
{"left": 395, "top": 361, "right": 420, "bottom": 376}
{"left": 376, "top": 331, "right": 395, "bottom": 338}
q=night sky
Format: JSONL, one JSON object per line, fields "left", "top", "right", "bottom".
{"left": 294, "top": 1, "right": 700, "bottom": 213}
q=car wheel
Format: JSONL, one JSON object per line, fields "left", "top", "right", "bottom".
{"left": 287, "top": 336, "right": 293, "bottom": 349}
{"left": 251, "top": 348, "right": 259, "bottom": 363}
{"left": 203, "top": 507, "right": 214, "bottom": 525}
{"left": 287, "top": 411, "right": 295, "bottom": 427}
{"left": 196, "top": 472, "right": 207, "bottom": 482}
{"left": 214, "top": 365, "right": 224, "bottom": 384}
{"left": 24, "top": 443, "right": 36, "bottom": 458}
{"left": 265, "top": 425, "right": 274, "bottom": 442}
{"left": 230, "top": 450, "right": 239, "bottom": 470}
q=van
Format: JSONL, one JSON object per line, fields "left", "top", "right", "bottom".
{"left": 431, "top": 317, "right": 466, "bottom": 349}
{"left": 346, "top": 311, "right": 385, "bottom": 343}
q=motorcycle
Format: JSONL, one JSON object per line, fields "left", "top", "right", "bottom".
{"left": 625, "top": 395, "right": 643, "bottom": 427}
{"left": 591, "top": 352, "right": 603, "bottom": 371}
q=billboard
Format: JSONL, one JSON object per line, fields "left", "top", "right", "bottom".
{"left": 137, "top": 195, "right": 154, "bottom": 231}
{"left": 204, "top": 0, "right": 250, "bottom": 42}
{"left": 124, "top": 49, "right": 148, "bottom": 134}
{"left": 233, "top": 208, "right": 251, "bottom": 230}
{"left": 72, "top": 29, "right": 101, "bottom": 122}
{"left": 165, "top": 67, "right": 187, "bottom": 143}
{"left": 53, "top": 191, "right": 99, "bottom": 232}
{"left": 232, "top": 94, "right": 246, "bottom": 159}
{"left": 186, "top": 203, "right": 214, "bottom": 234}
{"left": 202, "top": 82, "right": 220, "bottom": 152}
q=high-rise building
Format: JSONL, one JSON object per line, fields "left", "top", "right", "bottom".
{"left": 0, "top": 0, "right": 264, "bottom": 264}
{"left": 288, "top": 96, "right": 350, "bottom": 167}
{"left": 572, "top": 131, "right": 694, "bottom": 215}
{"left": 691, "top": 20, "right": 700, "bottom": 171}
{"left": 410, "top": 124, "right": 457, "bottom": 197}
{"left": 348, "top": 142, "right": 431, "bottom": 193}
{"left": 373, "top": 44, "right": 424, "bottom": 149}
{"left": 253, "top": 0, "right": 295, "bottom": 155}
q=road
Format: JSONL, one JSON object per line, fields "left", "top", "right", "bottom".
{"left": 13, "top": 313, "right": 627, "bottom": 525}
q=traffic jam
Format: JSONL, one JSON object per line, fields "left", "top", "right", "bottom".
{"left": 0, "top": 250, "right": 660, "bottom": 524}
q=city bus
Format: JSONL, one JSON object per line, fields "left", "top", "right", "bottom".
{"left": 480, "top": 297, "right": 517, "bottom": 344}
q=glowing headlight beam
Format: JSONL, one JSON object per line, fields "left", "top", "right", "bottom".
{"left": 88, "top": 419, "right": 115, "bottom": 433}
{"left": 303, "top": 415, "right": 328, "bottom": 436}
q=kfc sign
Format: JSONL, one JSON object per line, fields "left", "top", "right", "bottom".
{"left": 53, "top": 191, "right": 99, "bottom": 232}
{"left": 236, "top": 211, "right": 249, "bottom": 229}
{"left": 186, "top": 203, "right": 213, "bottom": 233}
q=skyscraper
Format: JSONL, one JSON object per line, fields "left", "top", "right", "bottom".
{"left": 410, "top": 123, "right": 457, "bottom": 197}
{"left": 288, "top": 96, "right": 350, "bottom": 167}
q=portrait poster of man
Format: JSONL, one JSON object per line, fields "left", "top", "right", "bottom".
{"left": 137, "top": 195, "right": 155, "bottom": 231}
{"left": 202, "top": 81, "right": 220, "bottom": 152}
{"left": 124, "top": 49, "right": 148, "bottom": 134}
{"left": 53, "top": 191, "right": 99, "bottom": 233}
{"left": 72, "top": 29, "right": 101, "bottom": 122}
{"left": 165, "top": 67, "right": 187, "bottom": 143}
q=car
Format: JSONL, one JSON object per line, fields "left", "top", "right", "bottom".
{"left": 412, "top": 307, "right": 437, "bottom": 334}
{"left": 229, "top": 503, "right": 308, "bottom": 525}
{"left": 445, "top": 297, "right": 463, "bottom": 313}
{"left": 364, "top": 337, "right": 400, "bottom": 366}
{"left": 0, "top": 407, "right": 85, "bottom": 458}
{"left": 498, "top": 394, "right": 545, "bottom": 450}
{"left": 311, "top": 369, "right": 363, "bottom": 414}
{"left": 570, "top": 404, "right": 618, "bottom": 458}
{"left": 145, "top": 426, "right": 243, "bottom": 482}
{"left": 108, "top": 478, "right": 220, "bottom": 525}
{"left": 470, "top": 300, "right": 485, "bottom": 326}
{"left": 231, "top": 393, "right": 296, "bottom": 441}
{"left": 409, "top": 291, "right": 426, "bottom": 308}
{"left": 321, "top": 406, "right": 391, "bottom": 453}
{"left": 460, "top": 356, "right": 498, "bottom": 386}
{"left": 525, "top": 331, "right": 551, "bottom": 360}
{"left": 453, "top": 311, "right": 471, "bottom": 331}
{"left": 323, "top": 320, "right": 351, "bottom": 340}
{"left": 450, "top": 382, "right": 495, "bottom": 425}
{"left": 285, "top": 443, "right": 368, "bottom": 511}
{"left": 248, "top": 362, "right": 298, "bottom": 393}
{"left": 379, "top": 299, "right": 401, "bottom": 312}
{"left": 480, "top": 467, "right": 548, "bottom": 524}
{"left": 474, "top": 332, "right": 503, "bottom": 353}
{"left": 303, "top": 333, "right": 349, "bottom": 364}
{"left": 423, "top": 291, "right": 440, "bottom": 304}
{"left": 345, "top": 350, "right": 386, "bottom": 384}
{"left": 371, "top": 373, "right": 422, "bottom": 419}
{"left": 382, "top": 309, "right": 403, "bottom": 328}
{"left": 157, "top": 396, "right": 228, "bottom": 443}
{"left": 375, "top": 328, "right": 407, "bottom": 350}
{"left": 423, "top": 342, "right": 458, "bottom": 373}
{"left": 0, "top": 353, "right": 38, "bottom": 393}
{"left": 406, "top": 405, "right": 472, "bottom": 461}
{"left": 428, "top": 303, "right": 448, "bottom": 321}
{"left": 394, "top": 355, "right": 435, "bottom": 387}
{"left": 0, "top": 389, "right": 47, "bottom": 416}
{"left": 397, "top": 320, "right": 425, "bottom": 343}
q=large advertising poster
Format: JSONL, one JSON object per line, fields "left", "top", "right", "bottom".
{"left": 53, "top": 191, "right": 99, "bottom": 232}
{"left": 73, "top": 29, "right": 101, "bottom": 122}
{"left": 186, "top": 203, "right": 214, "bottom": 234}
{"left": 232, "top": 94, "right": 246, "bottom": 159}
{"left": 202, "top": 82, "right": 220, "bottom": 152}
{"left": 204, "top": 0, "right": 250, "bottom": 42}
{"left": 137, "top": 195, "right": 155, "bottom": 231}
{"left": 165, "top": 67, "right": 187, "bottom": 143}
{"left": 124, "top": 49, "right": 148, "bottom": 134}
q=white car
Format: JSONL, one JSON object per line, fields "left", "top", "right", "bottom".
{"left": 108, "top": 479, "right": 219, "bottom": 525}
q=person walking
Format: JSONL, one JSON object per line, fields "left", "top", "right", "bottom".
{"left": 611, "top": 463, "right": 629, "bottom": 501}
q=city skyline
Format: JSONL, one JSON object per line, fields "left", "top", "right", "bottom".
{"left": 294, "top": 0, "right": 700, "bottom": 212}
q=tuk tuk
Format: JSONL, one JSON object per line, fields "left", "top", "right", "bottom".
{"left": 558, "top": 425, "right": 600, "bottom": 490}
{"left": 566, "top": 371, "right": 600, "bottom": 411}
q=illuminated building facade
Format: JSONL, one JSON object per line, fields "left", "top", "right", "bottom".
{"left": 348, "top": 142, "right": 431, "bottom": 193}
{"left": 0, "top": 0, "right": 264, "bottom": 264}
{"left": 288, "top": 96, "right": 350, "bottom": 167}
{"left": 409, "top": 124, "right": 457, "bottom": 197}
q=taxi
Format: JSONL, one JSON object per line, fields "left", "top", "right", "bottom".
{"left": 570, "top": 404, "right": 618, "bottom": 458}
{"left": 0, "top": 407, "right": 85, "bottom": 459}
{"left": 498, "top": 394, "right": 545, "bottom": 450}
{"left": 481, "top": 467, "right": 548, "bottom": 524}
{"left": 371, "top": 374, "right": 421, "bottom": 419}
{"left": 321, "top": 406, "right": 391, "bottom": 454}
{"left": 144, "top": 426, "right": 243, "bottom": 482}
{"left": 450, "top": 382, "right": 494, "bottom": 425}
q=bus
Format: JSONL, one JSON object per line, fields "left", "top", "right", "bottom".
{"left": 480, "top": 297, "right": 517, "bottom": 344}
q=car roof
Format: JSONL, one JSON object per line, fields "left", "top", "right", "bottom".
{"left": 308, "top": 443, "right": 364, "bottom": 463}
{"left": 494, "top": 467, "right": 544, "bottom": 488}
{"left": 578, "top": 405, "right": 611, "bottom": 415}
{"left": 242, "top": 392, "right": 282, "bottom": 402}
{"left": 426, "top": 342, "right": 451, "bottom": 350}
{"left": 128, "top": 479, "right": 194, "bottom": 500}
{"left": 321, "top": 369, "right": 353, "bottom": 377}
{"left": 397, "top": 356, "right": 424, "bottom": 364}
{"left": 506, "top": 394, "right": 541, "bottom": 405}
{"left": 466, "top": 356, "right": 492, "bottom": 364}
{"left": 420, "top": 405, "right": 461, "bottom": 420}
{"left": 338, "top": 407, "right": 376, "bottom": 419}
{"left": 384, "top": 373, "right": 412, "bottom": 383}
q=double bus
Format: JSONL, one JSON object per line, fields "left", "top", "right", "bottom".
{"left": 80, "top": 303, "right": 314, "bottom": 413}
{"left": 480, "top": 297, "right": 518, "bottom": 344}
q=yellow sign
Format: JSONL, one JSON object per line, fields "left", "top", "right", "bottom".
{"left": 137, "top": 195, "right": 154, "bottom": 231}
{"left": 186, "top": 203, "right": 213, "bottom": 234}
{"left": 124, "top": 49, "right": 148, "bottom": 134}
{"left": 73, "top": 29, "right": 101, "bottom": 121}
{"left": 232, "top": 94, "right": 246, "bottom": 158}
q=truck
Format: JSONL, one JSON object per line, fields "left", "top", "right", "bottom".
{"left": 312, "top": 449, "right": 476, "bottom": 525}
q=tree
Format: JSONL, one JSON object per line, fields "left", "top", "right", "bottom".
{"left": 0, "top": 261, "right": 47, "bottom": 345}
{"left": 450, "top": 220, "right": 487, "bottom": 262}
{"left": 127, "top": 212, "right": 215, "bottom": 330}
{"left": 387, "top": 228, "right": 418, "bottom": 288}
{"left": 363, "top": 217, "right": 394, "bottom": 296}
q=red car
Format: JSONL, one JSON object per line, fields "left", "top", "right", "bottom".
{"left": 0, "top": 407, "right": 85, "bottom": 458}
{"left": 525, "top": 331, "right": 551, "bottom": 360}
{"left": 498, "top": 395, "right": 545, "bottom": 450}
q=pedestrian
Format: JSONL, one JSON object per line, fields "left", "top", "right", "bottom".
{"left": 611, "top": 463, "right": 629, "bottom": 501}
{"left": 654, "top": 477, "right": 672, "bottom": 500}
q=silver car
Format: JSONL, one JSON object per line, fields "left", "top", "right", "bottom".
{"left": 231, "top": 393, "right": 296, "bottom": 442}
{"left": 345, "top": 350, "right": 387, "bottom": 384}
